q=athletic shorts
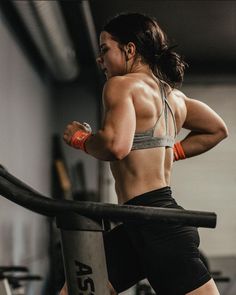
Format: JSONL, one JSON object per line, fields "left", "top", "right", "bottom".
{"left": 103, "top": 187, "right": 211, "bottom": 295}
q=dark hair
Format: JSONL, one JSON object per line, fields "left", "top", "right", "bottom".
{"left": 103, "top": 13, "right": 187, "bottom": 88}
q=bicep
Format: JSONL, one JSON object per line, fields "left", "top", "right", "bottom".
{"left": 183, "top": 97, "right": 226, "bottom": 134}
{"left": 102, "top": 81, "right": 136, "bottom": 151}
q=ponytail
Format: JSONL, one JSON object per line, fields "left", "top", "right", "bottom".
{"left": 152, "top": 46, "right": 188, "bottom": 88}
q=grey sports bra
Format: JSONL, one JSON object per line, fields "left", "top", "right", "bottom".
{"left": 131, "top": 82, "right": 177, "bottom": 150}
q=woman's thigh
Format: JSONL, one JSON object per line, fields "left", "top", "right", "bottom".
{"left": 186, "top": 279, "right": 220, "bottom": 295}
{"left": 103, "top": 224, "right": 145, "bottom": 293}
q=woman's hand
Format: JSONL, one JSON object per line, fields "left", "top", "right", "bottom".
{"left": 63, "top": 121, "right": 92, "bottom": 147}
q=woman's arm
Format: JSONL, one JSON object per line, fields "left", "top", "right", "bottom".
{"left": 179, "top": 96, "right": 228, "bottom": 158}
{"left": 66, "top": 76, "right": 136, "bottom": 161}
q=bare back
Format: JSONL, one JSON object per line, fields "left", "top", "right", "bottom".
{"left": 109, "top": 73, "right": 187, "bottom": 203}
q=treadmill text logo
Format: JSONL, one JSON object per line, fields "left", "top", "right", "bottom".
{"left": 75, "top": 260, "right": 95, "bottom": 294}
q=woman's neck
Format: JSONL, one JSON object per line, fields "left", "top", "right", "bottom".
{"left": 127, "top": 59, "right": 153, "bottom": 76}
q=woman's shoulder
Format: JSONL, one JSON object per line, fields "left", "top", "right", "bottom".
{"left": 171, "top": 88, "right": 187, "bottom": 99}
{"left": 103, "top": 75, "right": 141, "bottom": 96}
{"left": 104, "top": 74, "right": 140, "bottom": 87}
{"left": 102, "top": 76, "right": 138, "bottom": 105}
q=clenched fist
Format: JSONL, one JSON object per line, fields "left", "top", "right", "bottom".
{"left": 63, "top": 121, "right": 92, "bottom": 151}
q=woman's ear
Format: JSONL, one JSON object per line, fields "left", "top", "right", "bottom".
{"left": 125, "top": 42, "right": 136, "bottom": 60}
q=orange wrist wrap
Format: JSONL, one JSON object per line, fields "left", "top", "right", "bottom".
{"left": 71, "top": 130, "right": 92, "bottom": 152}
{"left": 173, "top": 142, "right": 186, "bottom": 161}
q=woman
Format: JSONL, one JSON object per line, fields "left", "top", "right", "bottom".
{"left": 62, "top": 13, "right": 228, "bottom": 295}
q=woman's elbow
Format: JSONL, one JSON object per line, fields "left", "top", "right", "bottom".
{"left": 112, "top": 148, "right": 130, "bottom": 160}
{"left": 108, "top": 143, "right": 130, "bottom": 161}
{"left": 216, "top": 123, "right": 229, "bottom": 142}
{"left": 220, "top": 123, "right": 229, "bottom": 139}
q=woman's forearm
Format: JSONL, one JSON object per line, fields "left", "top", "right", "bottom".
{"left": 85, "top": 130, "right": 126, "bottom": 161}
{"left": 180, "top": 128, "right": 228, "bottom": 158}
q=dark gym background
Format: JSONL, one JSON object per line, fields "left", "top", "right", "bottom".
{"left": 0, "top": 1, "right": 235, "bottom": 294}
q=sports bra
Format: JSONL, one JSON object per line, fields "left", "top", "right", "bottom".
{"left": 131, "top": 82, "right": 177, "bottom": 150}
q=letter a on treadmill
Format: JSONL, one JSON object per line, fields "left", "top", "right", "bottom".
{"left": 75, "top": 260, "right": 93, "bottom": 275}
{"left": 75, "top": 260, "right": 95, "bottom": 293}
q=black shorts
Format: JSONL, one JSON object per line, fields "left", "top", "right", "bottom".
{"left": 103, "top": 187, "right": 211, "bottom": 295}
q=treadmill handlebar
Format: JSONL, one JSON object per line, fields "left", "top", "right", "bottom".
{"left": 0, "top": 167, "right": 216, "bottom": 228}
